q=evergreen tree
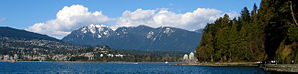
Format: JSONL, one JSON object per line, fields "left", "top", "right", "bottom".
{"left": 196, "top": 0, "right": 297, "bottom": 63}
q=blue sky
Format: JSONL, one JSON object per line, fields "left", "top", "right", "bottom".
{"left": 0, "top": 0, "right": 261, "bottom": 38}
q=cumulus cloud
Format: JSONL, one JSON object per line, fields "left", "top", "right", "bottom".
{"left": 26, "top": 5, "right": 112, "bottom": 38}
{"left": 115, "top": 8, "right": 239, "bottom": 31}
{"left": 27, "top": 4, "right": 239, "bottom": 39}
{"left": 0, "top": 17, "right": 6, "bottom": 22}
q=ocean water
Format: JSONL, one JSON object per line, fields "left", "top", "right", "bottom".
{"left": 0, "top": 62, "right": 269, "bottom": 74}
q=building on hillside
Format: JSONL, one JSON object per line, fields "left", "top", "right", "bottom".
{"left": 107, "top": 54, "right": 114, "bottom": 58}
{"left": 100, "top": 54, "right": 104, "bottom": 57}
{"left": 115, "top": 54, "right": 124, "bottom": 58}
{"left": 3, "top": 55, "right": 10, "bottom": 61}
{"left": 13, "top": 54, "right": 18, "bottom": 60}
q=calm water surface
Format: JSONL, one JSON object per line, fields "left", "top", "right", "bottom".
{"left": 0, "top": 62, "right": 270, "bottom": 74}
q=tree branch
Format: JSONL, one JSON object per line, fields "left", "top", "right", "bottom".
{"left": 289, "top": 0, "right": 298, "bottom": 26}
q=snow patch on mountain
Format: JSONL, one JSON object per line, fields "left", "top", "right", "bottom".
{"left": 81, "top": 27, "right": 87, "bottom": 33}
{"left": 97, "top": 34, "right": 102, "bottom": 38}
{"left": 62, "top": 25, "right": 203, "bottom": 52}
{"left": 87, "top": 24, "right": 96, "bottom": 34}
{"left": 96, "top": 25, "right": 108, "bottom": 32}
{"left": 163, "top": 28, "right": 174, "bottom": 34}
{"left": 78, "top": 24, "right": 115, "bottom": 39}
{"left": 147, "top": 31, "right": 154, "bottom": 39}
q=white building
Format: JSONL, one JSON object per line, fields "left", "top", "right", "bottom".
{"left": 84, "top": 53, "right": 94, "bottom": 60}
{"left": 100, "top": 54, "right": 104, "bottom": 57}
{"left": 3, "top": 55, "right": 10, "bottom": 61}
{"left": 188, "top": 52, "right": 196, "bottom": 64}
{"left": 13, "top": 54, "right": 18, "bottom": 60}
{"left": 115, "top": 54, "right": 124, "bottom": 58}
{"left": 184, "top": 52, "right": 197, "bottom": 64}
{"left": 183, "top": 54, "right": 189, "bottom": 63}
{"left": 189, "top": 52, "right": 195, "bottom": 61}
{"left": 107, "top": 54, "right": 114, "bottom": 58}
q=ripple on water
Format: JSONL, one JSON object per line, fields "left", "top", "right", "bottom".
{"left": 0, "top": 62, "right": 269, "bottom": 74}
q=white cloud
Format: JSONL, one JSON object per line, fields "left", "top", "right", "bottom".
{"left": 27, "top": 4, "right": 239, "bottom": 39}
{"left": 115, "top": 8, "right": 238, "bottom": 31}
{"left": 0, "top": 17, "right": 6, "bottom": 22}
{"left": 26, "top": 5, "right": 112, "bottom": 38}
{"left": 115, "top": 9, "right": 157, "bottom": 28}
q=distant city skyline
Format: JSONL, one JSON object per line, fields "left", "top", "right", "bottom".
{"left": 0, "top": 0, "right": 261, "bottom": 38}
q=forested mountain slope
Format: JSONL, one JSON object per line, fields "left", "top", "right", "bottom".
{"left": 196, "top": 0, "right": 298, "bottom": 63}
{"left": 63, "top": 25, "right": 202, "bottom": 51}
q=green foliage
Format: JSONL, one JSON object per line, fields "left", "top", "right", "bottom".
{"left": 288, "top": 25, "right": 298, "bottom": 42}
{"left": 196, "top": 0, "right": 297, "bottom": 63}
{"left": 196, "top": 5, "right": 266, "bottom": 62}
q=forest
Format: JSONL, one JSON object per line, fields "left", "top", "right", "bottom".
{"left": 196, "top": 0, "right": 298, "bottom": 64}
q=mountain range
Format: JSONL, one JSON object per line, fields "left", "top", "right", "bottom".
{"left": 0, "top": 27, "right": 84, "bottom": 55}
{"left": 62, "top": 24, "right": 203, "bottom": 51}
{"left": 0, "top": 26, "right": 187, "bottom": 62}
{"left": 0, "top": 27, "right": 60, "bottom": 41}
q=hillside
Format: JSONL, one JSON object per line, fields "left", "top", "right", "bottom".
{"left": 0, "top": 27, "right": 185, "bottom": 62}
{"left": 196, "top": 0, "right": 298, "bottom": 63}
{"left": 0, "top": 27, "right": 59, "bottom": 41}
{"left": 62, "top": 24, "right": 203, "bottom": 51}
{"left": 0, "top": 27, "right": 85, "bottom": 54}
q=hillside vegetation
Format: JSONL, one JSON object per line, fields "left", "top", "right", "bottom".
{"left": 196, "top": 0, "right": 298, "bottom": 63}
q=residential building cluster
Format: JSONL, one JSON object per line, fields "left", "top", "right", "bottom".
{"left": 0, "top": 46, "right": 125, "bottom": 61}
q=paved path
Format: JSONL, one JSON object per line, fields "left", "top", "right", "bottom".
{"left": 260, "top": 64, "right": 298, "bottom": 72}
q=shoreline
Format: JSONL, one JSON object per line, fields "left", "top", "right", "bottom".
{"left": 259, "top": 64, "right": 298, "bottom": 73}
{"left": 0, "top": 60, "right": 182, "bottom": 63}
{"left": 2, "top": 60, "right": 298, "bottom": 73}
{"left": 181, "top": 62, "right": 259, "bottom": 67}
{"left": 181, "top": 62, "right": 298, "bottom": 73}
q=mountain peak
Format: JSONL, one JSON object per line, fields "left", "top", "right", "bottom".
{"left": 63, "top": 25, "right": 203, "bottom": 51}
{"left": 85, "top": 24, "right": 110, "bottom": 29}
{"left": 95, "top": 24, "right": 109, "bottom": 28}
{"left": 81, "top": 24, "right": 112, "bottom": 34}
{"left": 71, "top": 24, "right": 114, "bottom": 39}
{"left": 163, "top": 27, "right": 175, "bottom": 34}
{"left": 136, "top": 25, "right": 150, "bottom": 28}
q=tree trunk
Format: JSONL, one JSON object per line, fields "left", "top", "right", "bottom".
{"left": 289, "top": 0, "right": 298, "bottom": 26}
